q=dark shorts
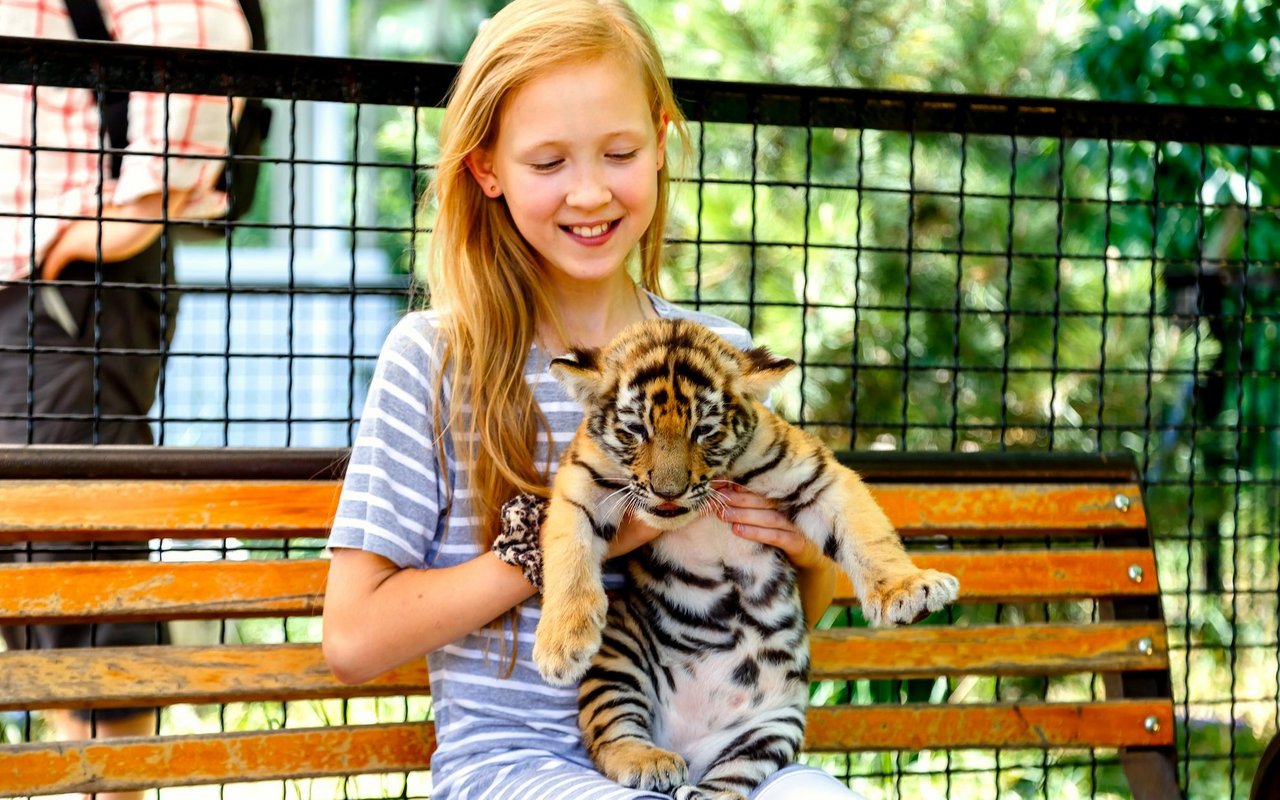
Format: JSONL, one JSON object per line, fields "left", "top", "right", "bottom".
{"left": 0, "top": 238, "right": 178, "bottom": 444}
{"left": 0, "top": 240, "right": 178, "bottom": 721}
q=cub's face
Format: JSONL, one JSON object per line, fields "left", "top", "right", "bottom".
{"left": 552, "top": 318, "right": 794, "bottom": 530}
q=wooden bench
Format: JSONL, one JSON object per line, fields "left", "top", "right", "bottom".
{"left": 0, "top": 446, "right": 1180, "bottom": 798}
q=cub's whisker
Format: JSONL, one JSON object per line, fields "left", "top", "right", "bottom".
{"left": 599, "top": 486, "right": 634, "bottom": 518}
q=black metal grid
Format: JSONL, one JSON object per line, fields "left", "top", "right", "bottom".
{"left": 2, "top": 35, "right": 1278, "bottom": 799}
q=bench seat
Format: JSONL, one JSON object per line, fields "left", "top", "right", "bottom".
{"left": 0, "top": 446, "right": 1180, "bottom": 798}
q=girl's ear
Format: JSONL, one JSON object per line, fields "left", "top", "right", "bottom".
{"left": 464, "top": 148, "right": 503, "bottom": 198}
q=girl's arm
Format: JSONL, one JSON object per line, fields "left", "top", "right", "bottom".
{"left": 714, "top": 483, "right": 838, "bottom": 626}
{"left": 323, "top": 516, "right": 664, "bottom": 684}
{"left": 322, "top": 547, "right": 536, "bottom": 684}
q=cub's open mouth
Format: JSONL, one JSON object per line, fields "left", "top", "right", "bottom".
{"left": 650, "top": 501, "right": 689, "bottom": 518}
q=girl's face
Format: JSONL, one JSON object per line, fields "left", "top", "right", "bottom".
{"left": 469, "top": 56, "right": 666, "bottom": 288}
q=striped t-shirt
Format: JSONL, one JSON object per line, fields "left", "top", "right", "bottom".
{"left": 327, "top": 295, "right": 751, "bottom": 800}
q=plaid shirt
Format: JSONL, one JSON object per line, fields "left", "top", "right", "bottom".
{"left": 0, "top": 0, "right": 252, "bottom": 282}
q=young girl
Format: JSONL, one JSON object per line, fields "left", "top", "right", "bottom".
{"left": 323, "top": 2, "right": 864, "bottom": 797}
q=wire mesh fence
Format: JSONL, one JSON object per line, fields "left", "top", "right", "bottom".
{"left": 1, "top": 35, "right": 1278, "bottom": 799}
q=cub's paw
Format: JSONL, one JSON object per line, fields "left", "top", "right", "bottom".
{"left": 531, "top": 587, "right": 608, "bottom": 685}
{"left": 674, "top": 788, "right": 747, "bottom": 800}
{"left": 597, "top": 740, "right": 688, "bottom": 791}
{"left": 864, "top": 568, "right": 960, "bottom": 626}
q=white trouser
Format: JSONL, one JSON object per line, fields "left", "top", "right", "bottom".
{"left": 750, "top": 764, "right": 867, "bottom": 799}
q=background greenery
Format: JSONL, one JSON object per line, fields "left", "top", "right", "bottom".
{"left": 6, "top": 3, "right": 1266, "bottom": 799}
{"left": 360, "top": 1, "right": 1279, "bottom": 798}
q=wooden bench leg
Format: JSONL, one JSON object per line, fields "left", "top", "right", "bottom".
{"left": 1122, "top": 747, "right": 1182, "bottom": 800}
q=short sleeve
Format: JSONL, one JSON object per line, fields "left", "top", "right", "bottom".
{"left": 103, "top": 0, "right": 253, "bottom": 208}
{"left": 327, "top": 313, "right": 450, "bottom": 568}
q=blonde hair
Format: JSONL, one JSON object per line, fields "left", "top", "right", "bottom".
{"left": 425, "top": 0, "right": 688, "bottom": 550}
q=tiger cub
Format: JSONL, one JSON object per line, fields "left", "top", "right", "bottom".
{"left": 532, "top": 318, "right": 959, "bottom": 799}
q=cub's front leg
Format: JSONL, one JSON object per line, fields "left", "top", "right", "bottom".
{"left": 532, "top": 466, "right": 617, "bottom": 686}
{"left": 802, "top": 465, "right": 959, "bottom": 626}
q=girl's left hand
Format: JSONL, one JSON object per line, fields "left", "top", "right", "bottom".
{"left": 710, "top": 481, "right": 825, "bottom": 570}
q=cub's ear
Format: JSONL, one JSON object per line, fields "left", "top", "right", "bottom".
{"left": 738, "top": 346, "right": 795, "bottom": 401}
{"left": 549, "top": 347, "right": 603, "bottom": 405}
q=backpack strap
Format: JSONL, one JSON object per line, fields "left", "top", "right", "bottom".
{"left": 64, "top": 0, "right": 112, "bottom": 41}
{"left": 64, "top": 0, "right": 129, "bottom": 178}
{"left": 63, "top": 0, "right": 270, "bottom": 212}
{"left": 236, "top": 0, "right": 269, "bottom": 52}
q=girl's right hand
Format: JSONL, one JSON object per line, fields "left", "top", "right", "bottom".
{"left": 607, "top": 514, "right": 663, "bottom": 559}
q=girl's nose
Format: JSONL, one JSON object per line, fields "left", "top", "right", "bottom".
{"left": 565, "top": 168, "right": 612, "bottom": 209}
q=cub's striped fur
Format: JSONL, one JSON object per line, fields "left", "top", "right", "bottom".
{"left": 533, "top": 318, "right": 959, "bottom": 799}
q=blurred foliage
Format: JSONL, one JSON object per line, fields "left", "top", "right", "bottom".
{"left": 337, "top": 2, "right": 1277, "bottom": 794}
{"left": 632, "top": 0, "right": 1091, "bottom": 97}
{"left": 1077, "top": 0, "right": 1280, "bottom": 471}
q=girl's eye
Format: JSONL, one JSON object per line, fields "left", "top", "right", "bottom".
{"left": 608, "top": 150, "right": 640, "bottom": 162}
{"left": 530, "top": 159, "right": 562, "bottom": 172}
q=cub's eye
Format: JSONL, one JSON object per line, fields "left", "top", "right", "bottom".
{"left": 691, "top": 424, "right": 715, "bottom": 440}
{"left": 623, "top": 422, "right": 647, "bottom": 438}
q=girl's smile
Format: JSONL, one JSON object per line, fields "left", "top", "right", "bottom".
{"left": 562, "top": 219, "right": 622, "bottom": 245}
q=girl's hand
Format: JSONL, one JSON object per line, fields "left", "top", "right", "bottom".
{"left": 711, "top": 482, "right": 825, "bottom": 569}
{"left": 711, "top": 481, "right": 837, "bottom": 625}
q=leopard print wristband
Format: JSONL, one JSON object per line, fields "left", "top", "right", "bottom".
{"left": 494, "top": 493, "right": 549, "bottom": 591}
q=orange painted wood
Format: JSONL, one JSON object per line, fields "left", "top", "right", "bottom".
{"left": 0, "top": 701, "right": 1174, "bottom": 793}
{"left": 809, "top": 621, "right": 1169, "bottom": 679}
{"left": 0, "top": 723, "right": 434, "bottom": 795}
{"left": 832, "top": 549, "right": 1161, "bottom": 604}
{"left": 0, "top": 549, "right": 1159, "bottom": 625}
{"left": 0, "top": 480, "right": 1141, "bottom": 541}
{"left": 0, "top": 558, "right": 327, "bottom": 623}
{"left": 871, "top": 483, "right": 1146, "bottom": 537}
{"left": 804, "top": 700, "right": 1175, "bottom": 751}
{"left": 0, "top": 644, "right": 429, "bottom": 711}
{"left": 0, "top": 480, "right": 342, "bottom": 541}
{"left": 0, "top": 620, "right": 1167, "bottom": 711}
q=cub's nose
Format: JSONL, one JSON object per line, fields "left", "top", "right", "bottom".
{"left": 652, "top": 486, "right": 684, "bottom": 501}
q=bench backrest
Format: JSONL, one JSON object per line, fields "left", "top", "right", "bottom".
{"left": 0, "top": 447, "right": 1178, "bottom": 797}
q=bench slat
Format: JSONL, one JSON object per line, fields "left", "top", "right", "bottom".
{"left": 0, "top": 644, "right": 429, "bottom": 711}
{"left": 0, "top": 481, "right": 1143, "bottom": 540}
{"left": 0, "top": 722, "right": 434, "bottom": 795}
{"left": 2, "top": 620, "right": 1166, "bottom": 710}
{"left": 0, "top": 481, "right": 341, "bottom": 539}
{"left": 805, "top": 700, "right": 1175, "bottom": 750}
{"left": 833, "top": 548, "right": 1161, "bottom": 603}
{"left": 0, "top": 699, "right": 1173, "bottom": 794}
{"left": 873, "top": 483, "right": 1146, "bottom": 536}
{"left": 0, "top": 559, "right": 326, "bottom": 622}
{"left": 810, "top": 621, "right": 1168, "bottom": 679}
{"left": 0, "top": 548, "right": 1161, "bottom": 625}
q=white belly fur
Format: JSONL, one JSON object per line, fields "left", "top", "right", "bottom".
{"left": 646, "top": 515, "right": 808, "bottom": 781}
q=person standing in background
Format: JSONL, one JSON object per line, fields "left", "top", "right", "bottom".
{"left": 0, "top": 4, "right": 255, "bottom": 798}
